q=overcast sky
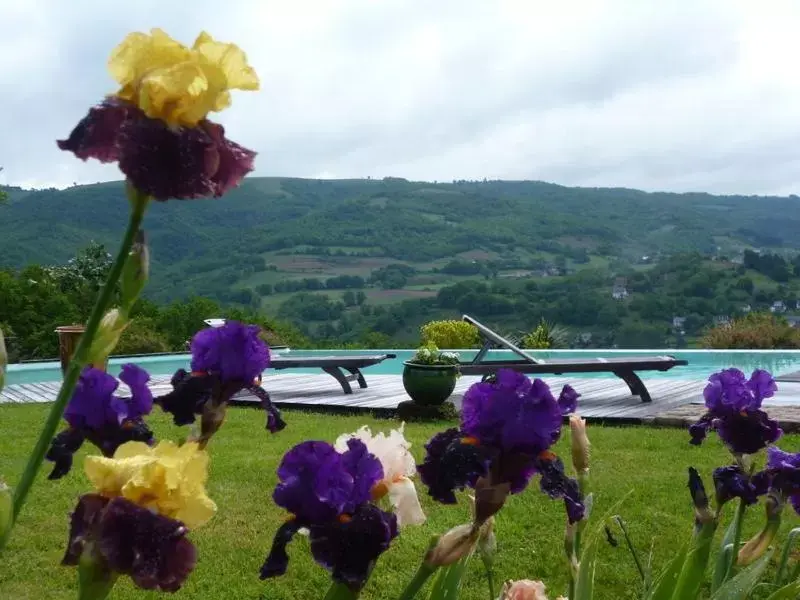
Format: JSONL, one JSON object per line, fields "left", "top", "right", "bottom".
{"left": 2, "top": 0, "right": 800, "bottom": 195}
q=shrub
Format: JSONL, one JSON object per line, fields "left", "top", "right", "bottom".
{"left": 521, "top": 318, "right": 570, "bottom": 349}
{"left": 702, "top": 312, "right": 800, "bottom": 349}
{"left": 420, "top": 320, "right": 480, "bottom": 349}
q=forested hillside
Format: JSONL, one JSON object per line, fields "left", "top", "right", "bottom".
{"left": 3, "top": 177, "right": 800, "bottom": 353}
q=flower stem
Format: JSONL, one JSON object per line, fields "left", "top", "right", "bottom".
{"left": 4, "top": 188, "right": 148, "bottom": 543}
{"left": 397, "top": 562, "right": 437, "bottom": 600}
{"left": 727, "top": 498, "right": 747, "bottom": 579}
{"left": 397, "top": 537, "right": 440, "bottom": 600}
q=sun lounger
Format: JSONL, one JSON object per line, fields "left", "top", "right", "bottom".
{"left": 270, "top": 354, "right": 397, "bottom": 394}
{"left": 775, "top": 370, "right": 800, "bottom": 383}
{"left": 459, "top": 315, "right": 688, "bottom": 403}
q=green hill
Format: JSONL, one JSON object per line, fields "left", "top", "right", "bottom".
{"left": 1, "top": 177, "right": 800, "bottom": 306}
{"left": 4, "top": 177, "right": 800, "bottom": 349}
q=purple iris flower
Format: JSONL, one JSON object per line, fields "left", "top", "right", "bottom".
{"left": 63, "top": 494, "right": 196, "bottom": 592}
{"left": 57, "top": 99, "right": 255, "bottom": 200}
{"left": 155, "top": 322, "right": 280, "bottom": 442}
{"left": 46, "top": 366, "right": 155, "bottom": 479}
{"left": 261, "top": 439, "right": 398, "bottom": 590}
{"left": 689, "top": 368, "right": 781, "bottom": 455}
{"left": 751, "top": 447, "right": 800, "bottom": 515}
{"left": 418, "top": 370, "right": 584, "bottom": 522}
{"left": 190, "top": 320, "right": 270, "bottom": 384}
{"left": 713, "top": 465, "right": 759, "bottom": 507}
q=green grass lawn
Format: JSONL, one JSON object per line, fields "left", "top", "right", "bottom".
{"left": 1, "top": 405, "right": 799, "bottom": 599}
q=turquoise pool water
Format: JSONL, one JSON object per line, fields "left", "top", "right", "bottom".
{"left": 7, "top": 349, "right": 800, "bottom": 386}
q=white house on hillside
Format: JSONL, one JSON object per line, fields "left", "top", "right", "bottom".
{"left": 612, "top": 277, "right": 629, "bottom": 300}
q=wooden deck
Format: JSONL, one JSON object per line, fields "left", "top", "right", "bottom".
{"left": 0, "top": 373, "right": 711, "bottom": 422}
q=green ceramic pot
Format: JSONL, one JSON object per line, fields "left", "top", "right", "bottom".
{"left": 402, "top": 361, "right": 459, "bottom": 406}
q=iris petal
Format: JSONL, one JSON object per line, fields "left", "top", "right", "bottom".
{"left": 260, "top": 520, "right": 303, "bottom": 580}
{"left": 309, "top": 504, "right": 398, "bottom": 589}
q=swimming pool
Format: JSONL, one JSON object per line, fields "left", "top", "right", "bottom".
{"left": 6, "top": 349, "right": 800, "bottom": 386}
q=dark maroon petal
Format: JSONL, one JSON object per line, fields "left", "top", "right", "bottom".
{"left": 537, "top": 456, "right": 585, "bottom": 523}
{"left": 260, "top": 520, "right": 303, "bottom": 580}
{"left": 46, "top": 427, "right": 85, "bottom": 480}
{"left": 57, "top": 99, "right": 134, "bottom": 162}
{"left": 791, "top": 493, "right": 800, "bottom": 516}
{"left": 117, "top": 116, "right": 256, "bottom": 201}
{"left": 155, "top": 370, "right": 212, "bottom": 426}
{"left": 713, "top": 465, "right": 759, "bottom": 506}
{"left": 689, "top": 415, "right": 712, "bottom": 446}
{"left": 203, "top": 121, "right": 256, "bottom": 195}
{"left": 84, "top": 418, "right": 155, "bottom": 458}
{"left": 716, "top": 410, "right": 782, "bottom": 455}
{"left": 62, "top": 494, "right": 110, "bottom": 565}
{"left": 247, "top": 384, "right": 287, "bottom": 433}
{"left": 688, "top": 467, "right": 710, "bottom": 513}
{"left": 751, "top": 470, "right": 771, "bottom": 496}
{"left": 417, "top": 428, "right": 490, "bottom": 504}
{"left": 309, "top": 504, "right": 398, "bottom": 589}
{"left": 95, "top": 497, "right": 196, "bottom": 592}
{"left": 494, "top": 451, "right": 538, "bottom": 494}
{"left": 118, "top": 116, "right": 218, "bottom": 200}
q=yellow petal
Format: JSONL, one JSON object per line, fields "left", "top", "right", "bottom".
{"left": 108, "top": 29, "right": 192, "bottom": 88}
{"left": 114, "top": 441, "right": 154, "bottom": 459}
{"left": 107, "top": 28, "right": 258, "bottom": 127}
{"left": 85, "top": 452, "right": 155, "bottom": 496}
{"left": 193, "top": 31, "right": 260, "bottom": 91}
{"left": 83, "top": 440, "right": 216, "bottom": 529}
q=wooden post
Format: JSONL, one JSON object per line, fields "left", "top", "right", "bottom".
{"left": 55, "top": 325, "right": 108, "bottom": 375}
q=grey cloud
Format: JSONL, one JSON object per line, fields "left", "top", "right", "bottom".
{"left": 0, "top": 0, "right": 798, "bottom": 196}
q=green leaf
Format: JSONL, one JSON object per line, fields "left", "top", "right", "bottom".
{"left": 670, "top": 519, "right": 718, "bottom": 600}
{"left": 397, "top": 536, "right": 441, "bottom": 600}
{"left": 774, "top": 527, "right": 800, "bottom": 587}
{"left": 427, "top": 551, "right": 474, "bottom": 600}
{"left": 710, "top": 551, "right": 773, "bottom": 600}
{"left": 712, "top": 513, "right": 740, "bottom": 593}
{"left": 322, "top": 582, "right": 360, "bottom": 600}
{"left": 644, "top": 543, "right": 688, "bottom": 600}
{"left": 572, "top": 493, "right": 634, "bottom": 600}
{"left": 573, "top": 528, "right": 599, "bottom": 600}
{"left": 764, "top": 581, "right": 800, "bottom": 600}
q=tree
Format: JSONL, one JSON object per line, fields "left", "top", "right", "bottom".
{"left": 342, "top": 290, "right": 356, "bottom": 306}
{"left": 355, "top": 290, "right": 367, "bottom": 306}
{"left": 735, "top": 277, "right": 754, "bottom": 294}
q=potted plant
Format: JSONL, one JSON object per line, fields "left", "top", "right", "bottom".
{"left": 402, "top": 343, "right": 460, "bottom": 405}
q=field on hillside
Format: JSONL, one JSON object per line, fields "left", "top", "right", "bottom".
{"left": 239, "top": 247, "right": 574, "bottom": 311}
